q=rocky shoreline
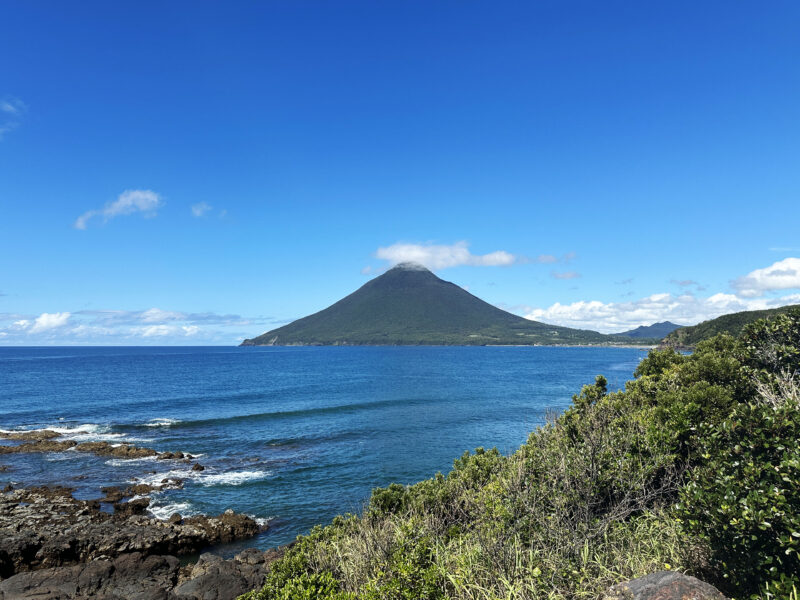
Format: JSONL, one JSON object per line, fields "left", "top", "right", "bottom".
{"left": 0, "top": 429, "right": 283, "bottom": 599}
{"left": 0, "top": 484, "right": 281, "bottom": 599}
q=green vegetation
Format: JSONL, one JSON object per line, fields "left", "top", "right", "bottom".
{"left": 241, "top": 308, "right": 800, "bottom": 600}
{"left": 242, "top": 263, "right": 652, "bottom": 346}
{"left": 664, "top": 304, "right": 799, "bottom": 347}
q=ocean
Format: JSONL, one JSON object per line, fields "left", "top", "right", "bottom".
{"left": 0, "top": 345, "right": 648, "bottom": 554}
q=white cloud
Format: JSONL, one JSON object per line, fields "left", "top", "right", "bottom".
{"left": 524, "top": 293, "right": 800, "bottom": 333}
{"left": 137, "top": 325, "right": 174, "bottom": 338}
{"left": 732, "top": 257, "right": 800, "bottom": 297}
{"left": 0, "top": 99, "right": 24, "bottom": 115}
{"left": 0, "top": 96, "right": 26, "bottom": 140}
{"left": 131, "top": 324, "right": 201, "bottom": 338}
{"left": 74, "top": 189, "right": 162, "bottom": 229}
{"left": 375, "top": 241, "right": 518, "bottom": 270}
{"left": 29, "top": 312, "right": 71, "bottom": 333}
{"left": 140, "top": 307, "right": 184, "bottom": 323}
{"left": 551, "top": 270, "right": 581, "bottom": 280}
{"left": 191, "top": 202, "right": 212, "bottom": 217}
{"left": 0, "top": 307, "right": 278, "bottom": 345}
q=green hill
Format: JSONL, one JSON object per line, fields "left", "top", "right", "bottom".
{"left": 242, "top": 263, "right": 643, "bottom": 346}
{"left": 615, "top": 321, "right": 682, "bottom": 338}
{"left": 663, "top": 304, "right": 800, "bottom": 346}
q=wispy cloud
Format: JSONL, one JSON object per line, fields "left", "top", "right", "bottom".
{"left": 0, "top": 96, "right": 27, "bottom": 140}
{"left": 671, "top": 279, "right": 699, "bottom": 287}
{"left": 74, "top": 190, "right": 162, "bottom": 230}
{"left": 551, "top": 270, "right": 581, "bottom": 280}
{"left": 731, "top": 257, "right": 800, "bottom": 298}
{"left": 191, "top": 202, "right": 212, "bottom": 217}
{"left": 375, "top": 241, "right": 518, "bottom": 270}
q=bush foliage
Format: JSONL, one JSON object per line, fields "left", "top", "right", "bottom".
{"left": 241, "top": 309, "right": 800, "bottom": 600}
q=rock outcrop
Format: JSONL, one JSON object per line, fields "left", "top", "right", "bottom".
{"left": 0, "top": 430, "right": 62, "bottom": 441}
{"left": 0, "top": 548, "right": 283, "bottom": 600}
{"left": 0, "top": 486, "right": 265, "bottom": 579}
{"left": 604, "top": 571, "right": 727, "bottom": 600}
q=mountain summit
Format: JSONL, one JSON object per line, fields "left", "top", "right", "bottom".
{"left": 241, "top": 266, "right": 631, "bottom": 346}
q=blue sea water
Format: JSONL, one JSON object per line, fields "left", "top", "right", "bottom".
{"left": 0, "top": 345, "right": 648, "bottom": 554}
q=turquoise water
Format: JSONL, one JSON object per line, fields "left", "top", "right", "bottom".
{"left": 0, "top": 345, "right": 647, "bottom": 554}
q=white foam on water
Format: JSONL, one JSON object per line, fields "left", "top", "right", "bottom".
{"left": 143, "top": 418, "right": 181, "bottom": 427}
{"left": 1, "top": 423, "right": 102, "bottom": 436}
{"left": 251, "top": 515, "right": 274, "bottom": 528}
{"left": 47, "top": 423, "right": 106, "bottom": 435}
{"left": 133, "top": 469, "right": 193, "bottom": 487}
{"left": 105, "top": 455, "right": 159, "bottom": 467}
{"left": 148, "top": 501, "right": 197, "bottom": 520}
{"left": 199, "top": 470, "right": 271, "bottom": 486}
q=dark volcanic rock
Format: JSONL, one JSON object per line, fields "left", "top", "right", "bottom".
{"left": 100, "top": 486, "right": 126, "bottom": 503}
{"left": 0, "top": 552, "right": 180, "bottom": 600}
{"left": 604, "top": 571, "right": 728, "bottom": 600}
{"left": 0, "top": 549, "right": 283, "bottom": 600}
{"left": 172, "top": 549, "right": 279, "bottom": 600}
{"left": 100, "top": 483, "right": 166, "bottom": 504}
{"left": 0, "top": 439, "right": 78, "bottom": 454}
{"left": 113, "top": 497, "right": 151, "bottom": 516}
{"left": 0, "top": 430, "right": 62, "bottom": 441}
{"left": 0, "top": 430, "right": 193, "bottom": 465}
{"left": 191, "top": 463, "right": 205, "bottom": 472}
{"left": 158, "top": 452, "right": 185, "bottom": 460}
{"left": 75, "top": 441, "right": 158, "bottom": 459}
{"left": 183, "top": 509, "right": 261, "bottom": 546}
{"left": 0, "top": 486, "right": 264, "bottom": 578}
{"left": 160, "top": 477, "right": 185, "bottom": 488}
{"left": 129, "top": 483, "right": 163, "bottom": 495}
{"left": 0, "top": 438, "right": 163, "bottom": 460}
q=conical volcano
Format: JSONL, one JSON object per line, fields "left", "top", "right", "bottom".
{"left": 241, "top": 263, "right": 614, "bottom": 346}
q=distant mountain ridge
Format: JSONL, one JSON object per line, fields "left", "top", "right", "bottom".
{"left": 241, "top": 263, "right": 649, "bottom": 346}
{"left": 615, "top": 321, "right": 682, "bottom": 339}
{"left": 663, "top": 304, "right": 800, "bottom": 346}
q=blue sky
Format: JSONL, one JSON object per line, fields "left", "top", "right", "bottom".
{"left": 1, "top": 1, "right": 799, "bottom": 344}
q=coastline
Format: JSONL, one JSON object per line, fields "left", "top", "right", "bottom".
{"left": 239, "top": 341, "right": 658, "bottom": 349}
